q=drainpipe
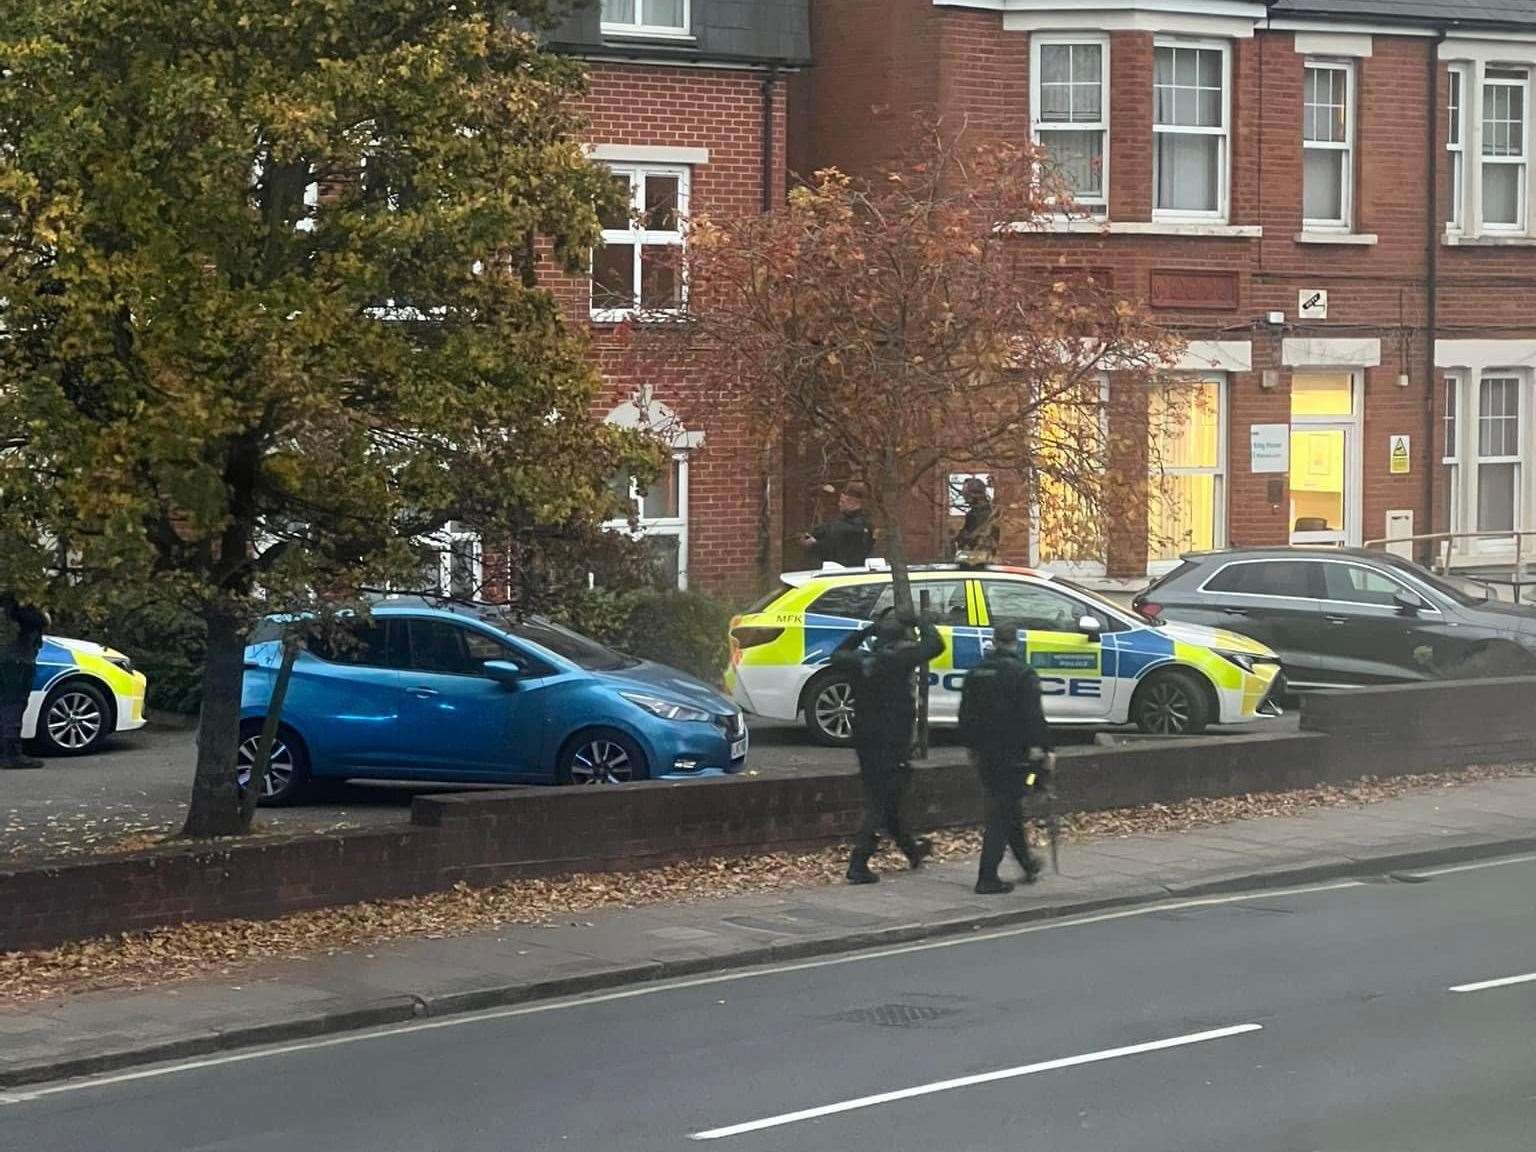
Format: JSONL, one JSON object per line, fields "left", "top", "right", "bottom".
{"left": 1424, "top": 30, "right": 1445, "bottom": 566}
{"left": 757, "top": 66, "right": 781, "bottom": 576}
{"left": 760, "top": 65, "right": 779, "bottom": 212}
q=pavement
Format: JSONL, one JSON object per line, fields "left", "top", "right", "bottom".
{"left": 0, "top": 716, "right": 1292, "bottom": 864}
{"left": 2, "top": 772, "right": 1534, "bottom": 1099}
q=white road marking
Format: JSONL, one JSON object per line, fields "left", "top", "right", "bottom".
{"left": 0, "top": 881, "right": 1359, "bottom": 1105}
{"left": 689, "top": 1023, "right": 1265, "bottom": 1141}
{"left": 1449, "top": 971, "right": 1536, "bottom": 993}
{"left": 1404, "top": 853, "right": 1536, "bottom": 879}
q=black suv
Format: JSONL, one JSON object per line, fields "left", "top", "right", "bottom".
{"left": 1134, "top": 548, "right": 1536, "bottom": 689}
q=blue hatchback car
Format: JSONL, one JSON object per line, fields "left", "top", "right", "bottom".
{"left": 240, "top": 603, "right": 748, "bottom": 804}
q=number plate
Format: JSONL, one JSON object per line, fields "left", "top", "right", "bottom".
{"left": 730, "top": 736, "right": 748, "bottom": 761}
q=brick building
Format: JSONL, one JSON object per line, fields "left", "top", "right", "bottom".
{"left": 539, "top": 1, "right": 809, "bottom": 602}
{"left": 788, "top": 0, "right": 1536, "bottom": 588}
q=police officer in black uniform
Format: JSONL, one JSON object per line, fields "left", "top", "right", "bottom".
{"left": 959, "top": 623, "right": 1053, "bottom": 893}
{"left": 831, "top": 607, "right": 944, "bottom": 884}
{"left": 801, "top": 482, "right": 875, "bottom": 569}
{"left": 1, "top": 593, "right": 50, "bottom": 771}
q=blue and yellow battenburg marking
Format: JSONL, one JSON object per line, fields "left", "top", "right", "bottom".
{"left": 727, "top": 569, "right": 1282, "bottom": 730}
{"left": 22, "top": 636, "right": 150, "bottom": 739}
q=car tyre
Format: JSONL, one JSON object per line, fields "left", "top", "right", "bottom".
{"left": 557, "top": 728, "right": 648, "bottom": 785}
{"left": 803, "top": 672, "right": 856, "bottom": 747}
{"left": 37, "top": 679, "right": 113, "bottom": 756}
{"left": 1131, "top": 669, "right": 1212, "bottom": 736}
{"left": 237, "top": 720, "right": 311, "bottom": 806}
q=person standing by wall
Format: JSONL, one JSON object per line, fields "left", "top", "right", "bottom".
{"left": 1, "top": 593, "right": 51, "bottom": 770}
{"left": 952, "top": 477, "right": 1000, "bottom": 565}
{"left": 801, "top": 482, "right": 875, "bottom": 568}
{"left": 831, "top": 609, "right": 943, "bottom": 883}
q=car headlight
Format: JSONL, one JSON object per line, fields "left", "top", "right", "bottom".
{"left": 1215, "top": 649, "right": 1258, "bottom": 673}
{"left": 105, "top": 653, "right": 135, "bottom": 675}
{"left": 620, "top": 691, "right": 712, "bottom": 723}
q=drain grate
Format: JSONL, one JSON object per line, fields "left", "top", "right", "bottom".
{"left": 828, "top": 1003, "right": 962, "bottom": 1028}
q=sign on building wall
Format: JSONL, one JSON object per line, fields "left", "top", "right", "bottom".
{"left": 1250, "top": 424, "right": 1290, "bottom": 473}
{"left": 1298, "top": 289, "right": 1328, "bottom": 319}
{"left": 1389, "top": 435, "right": 1411, "bottom": 475}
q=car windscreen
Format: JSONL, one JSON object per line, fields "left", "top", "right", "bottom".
{"left": 500, "top": 618, "right": 635, "bottom": 671}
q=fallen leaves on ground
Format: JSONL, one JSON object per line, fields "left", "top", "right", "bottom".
{"left": 3, "top": 762, "right": 1532, "bottom": 1004}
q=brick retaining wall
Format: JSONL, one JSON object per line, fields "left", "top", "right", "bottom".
{"left": 4, "top": 678, "right": 1532, "bottom": 951}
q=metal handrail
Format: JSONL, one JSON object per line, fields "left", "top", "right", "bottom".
{"left": 1361, "top": 529, "right": 1535, "bottom": 578}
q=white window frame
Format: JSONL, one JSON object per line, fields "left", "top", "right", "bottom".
{"left": 404, "top": 523, "right": 483, "bottom": 601}
{"left": 1447, "top": 66, "right": 1468, "bottom": 232}
{"left": 1147, "top": 374, "right": 1228, "bottom": 576}
{"left": 1473, "top": 374, "right": 1523, "bottom": 539}
{"left": 603, "top": 450, "right": 691, "bottom": 589}
{"left": 1030, "top": 34, "right": 1110, "bottom": 212}
{"left": 591, "top": 163, "right": 690, "bottom": 322}
{"left": 600, "top": 0, "right": 691, "bottom": 38}
{"left": 1480, "top": 68, "right": 1529, "bottom": 234}
{"left": 1443, "top": 375, "right": 1463, "bottom": 537}
{"left": 1288, "top": 370, "right": 1364, "bottom": 548}
{"left": 1302, "top": 60, "right": 1354, "bottom": 231}
{"left": 1152, "top": 38, "right": 1232, "bottom": 223}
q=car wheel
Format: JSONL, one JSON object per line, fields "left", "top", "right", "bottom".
{"left": 803, "top": 674, "right": 856, "bottom": 747}
{"left": 557, "top": 729, "right": 647, "bottom": 785}
{"left": 38, "top": 680, "right": 113, "bottom": 756}
{"left": 1132, "top": 670, "right": 1212, "bottom": 736}
{"left": 236, "top": 721, "right": 311, "bottom": 806}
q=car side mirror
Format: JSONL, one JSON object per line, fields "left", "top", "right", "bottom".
{"left": 1394, "top": 591, "right": 1428, "bottom": 615}
{"left": 1078, "top": 614, "right": 1103, "bottom": 639}
{"left": 482, "top": 659, "right": 523, "bottom": 687}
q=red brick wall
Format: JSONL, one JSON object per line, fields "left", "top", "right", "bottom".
{"left": 548, "top": 63, "right": 790, "bottom": 602}
{"left": 792, "top": 13, "right": 1535, "bottom": 577}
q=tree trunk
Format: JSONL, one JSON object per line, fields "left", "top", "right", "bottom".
{"left": 878, "top": 471, "right": 930, "bottom": 760}
{"left": 238, "top": 633, "right": 301, "bottom": 825}
{"left": 182, "top": 608, "right": 249, "bottom": 838}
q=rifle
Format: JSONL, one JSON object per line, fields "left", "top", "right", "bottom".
{"left": 1024, "top": 751, "right": 1061, "bottom": 874}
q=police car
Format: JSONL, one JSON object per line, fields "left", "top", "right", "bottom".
{"left": 22, "top": 636, "right": 148, "bottom": 755}
{"left": 726, "top": 563, "right": 1282, "bottom": 744}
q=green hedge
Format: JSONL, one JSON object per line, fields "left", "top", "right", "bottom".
{"left": 558, "top": 588, "right": 733, "bottom": 686}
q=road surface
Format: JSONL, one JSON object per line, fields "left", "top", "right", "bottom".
{"left": 4, "top": 853, "right": 1533, "bottom": 1150}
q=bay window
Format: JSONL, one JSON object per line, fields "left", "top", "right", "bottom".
{"left": 1303, "top": 62, "right": 1353, "bottom": 229}
{"left": 1447, "top": 67, "right": 1466, "bottom": 229}
{"left": 1476, "top": 376, "right": 1521, "bottom": 533}
{"left": 1482, "top": 69, "right": 1528, "bottom": 231}
{"left": 1153, "top": 42, "right": 1229, "bottom": 219}
{"left": 1032, "top": 36, "right": 1109, "bottom": 210}
{"left": 1444, "top": 376, "right": 1461, "bottom": 532}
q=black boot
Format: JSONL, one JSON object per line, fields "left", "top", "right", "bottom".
{"left": 974, "top": 876, "right": 1015, "bottom": 895}
{"left": 905, "top": 837, "right": 934, "bottom": 870}
{"left": 846, "top": 854, "right": 880, "bottom": 885}
{"left": 0, "top": 737, "right": 44, "bottom": 771}
{"left": 1020, "top": 855, "right": 1042, "bottom": 884}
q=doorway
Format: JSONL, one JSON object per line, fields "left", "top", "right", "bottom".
{"left": 1289, "top": 373, "right": 1360, "bottom": 546}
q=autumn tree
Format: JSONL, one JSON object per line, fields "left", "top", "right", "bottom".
{"left": 640, "top": 127, "right": 1185, "bottom": 619}
{"left": 0, "top": 0, "right": 655, "bottom": 836}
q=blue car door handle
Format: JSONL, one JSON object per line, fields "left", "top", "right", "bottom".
{"left": 407, "top": 686, "right": 440, "bottom": 698}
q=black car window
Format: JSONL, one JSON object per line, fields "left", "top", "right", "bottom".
{"left": 982, "top": 582, "right": 1082, "bottom": 632}
{"left": 1205, "top": 561, "right": 1318, "bottom": 599}
{"left": 501, "top": 618, "right": 633, "bottom": 671}
{"left": 407, "top": 619, "right": 480, "bottom": 675}
{"left": 309, "top": 620, "right": 391, "bottom": 667}
{"left": 870, "top": 580, "right": 969, "bottom": 624}
{"left": 810, "top": 583, "right": 883, "bottom": 621}
{"left": 1323, "top": 564, "right": 1411, "bottom": 607}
